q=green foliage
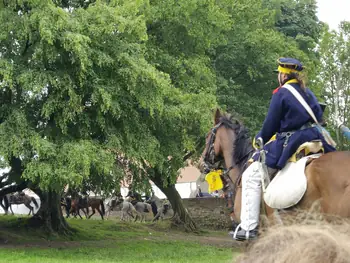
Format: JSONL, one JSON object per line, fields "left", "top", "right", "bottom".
{"left": 0, "top": 0, "right": 218, "bottom": 192}
{"left": 318, "top": 22, "right": 350, "bottom": 150}
{"left": 0, "top": 0, "right": 166, "bottom": 191}
{"left": 214, "top": 0, "right": 316, "bottom": 135}
{"left": 0, "top": 0, "right": 328, "bottom": 194}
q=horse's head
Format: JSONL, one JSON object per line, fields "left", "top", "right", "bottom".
{"left": 199, "top": 109, "right": 254, "bottom": 182}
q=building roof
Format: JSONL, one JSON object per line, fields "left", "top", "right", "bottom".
{"left": 176, "top": 165, "right": 201, "bottom": 183}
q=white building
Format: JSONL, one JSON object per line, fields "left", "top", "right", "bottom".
{"left": 121, "top": 164, "right": 206, "bottom": 199}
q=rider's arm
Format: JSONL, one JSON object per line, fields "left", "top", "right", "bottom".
{"left": 255, "top": 91, "right": 284, "bottom": 144}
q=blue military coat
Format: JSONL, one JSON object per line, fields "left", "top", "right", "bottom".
{"left": 253, "top": 81, "right": 336, "bottom": 169}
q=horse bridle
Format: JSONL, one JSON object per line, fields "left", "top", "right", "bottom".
{"left": 203, "top": 122, "right": 253, "bottom": 177}
{"left": 203, "top": 122, "right": 255, "bottom": 216}
{"left": 203, "top": 122, "right": 225, "bottom": 173}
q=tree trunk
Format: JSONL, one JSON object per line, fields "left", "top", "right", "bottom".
{"left": 151, "top": 172, "right": 198, "bottom": 232}
{"left": 32, "top": 189, "right": 72, "bottom": 235}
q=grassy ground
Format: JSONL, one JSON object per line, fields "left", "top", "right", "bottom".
{"left": 0, "top": 216, "right": 240, "bottom": 263}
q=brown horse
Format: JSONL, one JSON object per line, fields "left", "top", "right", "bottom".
{"left": 199, "top": 109, "right": 350, "bottom": 227}
{"left": 71, "top": 196, "right": 105, "bottom": 220}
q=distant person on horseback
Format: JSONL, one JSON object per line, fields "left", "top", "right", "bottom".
{"left": 233, "top": 57, "right": 336, "bottom": 241}
{"left": 337, "top": 121, "right": 350, "bottom": 140}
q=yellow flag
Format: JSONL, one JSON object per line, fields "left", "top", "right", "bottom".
{"left": 205, "top": 170, "right": 224, "bottom": 193}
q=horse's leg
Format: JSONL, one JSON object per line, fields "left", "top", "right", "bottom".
{"left": 96, "top": 208, "right": 104, "bottom": 220}
{"left": 85, "top": 207, "right": 89, "bottom": 219}
{"left": 72, "top": 208, "right": 77, "bottom": 218}
{"left": 26, "top": 204, "right": 33, "bottom": 216}
{"left": 80, "top": 206, "right": 87, "bottom": 218}
{"left": 88, "top": 208, "right": 96, "bottom": 219}
{"left": 105, "top": 205, "right": 110, "bottom": 219}
{"left": 10, "top": 205, "right": 14, "bottom": 215}
{"left": 128, "top": 212, "right": 134, "bottom": 219}
{"left": 77, "top": 208, "right": 83, "bottom": 219}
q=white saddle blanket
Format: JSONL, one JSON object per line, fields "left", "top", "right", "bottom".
{"left": 264, "top": 154, "right": 322, "bottom": 209}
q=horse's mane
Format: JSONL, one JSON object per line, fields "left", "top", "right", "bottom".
{"left": 218, "top": 114, "right": 254, "bottom": 168}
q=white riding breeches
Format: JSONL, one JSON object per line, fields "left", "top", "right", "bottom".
{"left": 240, "top": 161, "right": 263, "bottom": 231}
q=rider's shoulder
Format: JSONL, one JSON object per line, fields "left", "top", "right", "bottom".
{"left": 272, "top": 86, "right": 289, "bottom": 97}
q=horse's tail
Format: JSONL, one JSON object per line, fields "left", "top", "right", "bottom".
{"left": 100, "top": 200, "right": 105, "bottom": 215}
{"left": 31, "top": 197, "right": 39, "bottom": 208}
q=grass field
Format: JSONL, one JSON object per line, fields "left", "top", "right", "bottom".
{"left": 0, "top": 216, "right": 240, "bottom": 263}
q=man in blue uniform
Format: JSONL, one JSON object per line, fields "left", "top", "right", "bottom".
{"left": 233, "top": 58, "right": 336, "bottom": 241}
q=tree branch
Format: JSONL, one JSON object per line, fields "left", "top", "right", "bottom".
{"left": 183, "top": 151, "right": 193, "bottom": 162}
{"left": 0, "top": 173, "right": 8, "bottom": 182}
{"left": 0, "top": 181, "right": 27, "bottom": 196}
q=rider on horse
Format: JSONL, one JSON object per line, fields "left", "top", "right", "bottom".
{"left": 337, "top": 121, "right": 350, "bottom": 140}
{"left": 233, "top": 57, "right": 337, "bottom": 241}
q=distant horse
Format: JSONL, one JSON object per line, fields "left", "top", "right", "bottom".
{"left": 124, "top": 197, "right": 153, "bottom": 222}
{"left": 70, "top": 197, "right": 88, "bottom": 219}
{"left": 71, "top": 196, "right": 105, "bottom": 220}
{"left": 147, "top": 194, "right": 173, "bottom": 222}
{"left": 5, "top": 192, "right": 39, "bottom": 216}
{"left": 105, "top": 196, "right": 124, "bottom": 219}
{"left": 152, "top": 201, "right": 173, "bottom": 222}
{"left": 121, "top": 201, "right": 140, "bottom": 221}
{"left": 145, "top": 194, "right": 160, "bottom": 217}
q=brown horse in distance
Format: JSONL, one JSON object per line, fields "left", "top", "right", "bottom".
{"left": 199, "top": 109, "right": 350, "bottom": 226}
{"left": 70, "top": 196, "right": 105, "bottom": 220}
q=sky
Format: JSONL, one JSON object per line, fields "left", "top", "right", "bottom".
{"left": 317, "top": 0, "right": 350, "bottom": 30}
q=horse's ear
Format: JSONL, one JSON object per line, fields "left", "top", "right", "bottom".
{"left": 214, "top": 108, "right": 221, "bottom": 125}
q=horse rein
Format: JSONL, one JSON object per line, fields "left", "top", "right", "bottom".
{"left": 203, "top": 122, "right": 224, "bottom": 172}
{"left": 203, "top": 122, "right": 254, "bottom": 181}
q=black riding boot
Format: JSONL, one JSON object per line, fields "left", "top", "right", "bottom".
{"left": 233, "top": 225, "right": 259, "bottom": 241}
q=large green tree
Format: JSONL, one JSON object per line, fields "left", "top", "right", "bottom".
{"left": 0, "top": 0, "right": 328, "bottom": 233}
{"left": 0, "top": 0, "right": 218, "bottom": 232}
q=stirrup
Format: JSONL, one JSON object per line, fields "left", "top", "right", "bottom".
{"left": 233, "top": 223, "right": 256, "bottom": 240}
{"left": 233, "top": 223, "right": 242, "bottom": 239}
